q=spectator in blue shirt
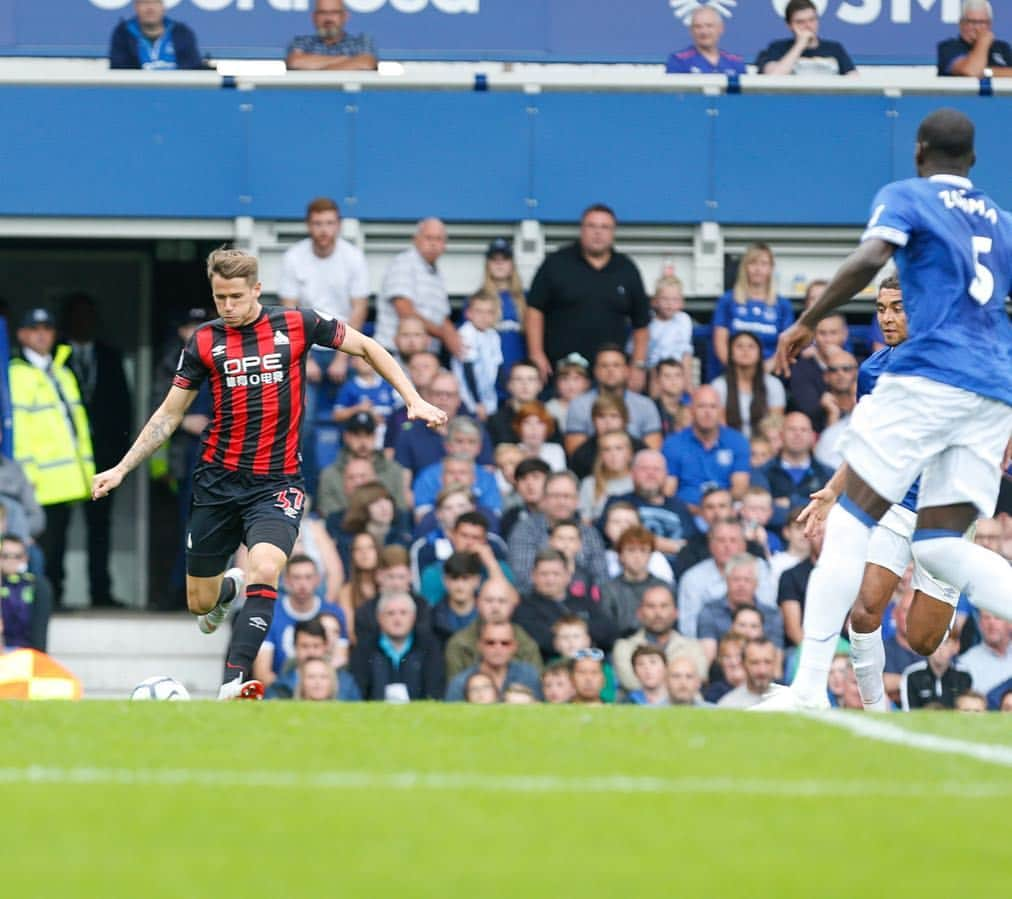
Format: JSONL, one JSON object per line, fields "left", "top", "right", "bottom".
{"left": 109, "top": 0, "right": 203, "bottom": 70}
{"left": 662, "top": 385, "right": 750, "bottom": 513}
{"left": 286, "top": 0, "right": 377, "bottom": 71}
{"left": 666, "top": 5, "right": 745, "bottom": 76}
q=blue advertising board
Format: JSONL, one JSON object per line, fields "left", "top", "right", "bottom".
{"left": 3, "top": 0, "right": 967, "bottom": 65}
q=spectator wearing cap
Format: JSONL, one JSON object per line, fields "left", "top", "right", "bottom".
{"left": 450, "top": 293, "right": 503, "bottom": 420}
{"left": 564, "top": 345, "right": 662, "bottom": 457}
{"left": 109, "top": 0, "right": 204, "bottom": 70}
{"left": 512, "top": 402, "right": 566, "bottom": 473}
{"left": 666, "top": 4, "right": 745, "bottom": 76}
{"left": 316, "top": 411, "right": 407, "bottom": 517}
{"left": 545, "top": 352, "right": 591, "bottom": 436}
{"left": 10, "top": 309, "right": 94, "bottom": 608}
{"left": 479, "top": 237, "right": 528, "bottom": 395}
{"left": 526, "top": 203, "right": 650, "bottom": 389}
{"left": 286, "top": 0, "right": 377, "bottom": 71}
{"left": 499, "top": 457, "right": 550, "bottom": 541}
{"left": 484, "top": 360, "right": 545, "bottom": 448}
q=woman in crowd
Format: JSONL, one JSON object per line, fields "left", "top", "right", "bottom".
{"left": 710, "top": 331, "right": 786, "bottom": 438}
{"left": 600, "top": 501, "right": 673, "bottom": 582}
{"left": 579, "top": 431, "right": 634, "bottom": 522}
{"left": 711, "top": 242, "right": 794, "bottom": 369}
{"left": 568, "top": 394, "right": 644, "bottom": 480}
{"left": 337, "top": 531, "right": 381, "bottom": 644}
{"left": 334, "top": 482, "right": 412, "bottom": 569}
{"left": 512, "top": 401, "right": 566, "bottom": 472}
{"left": 295, "top": 656, "right": 339, "bottom": 701}
{"left": 480, "top": 237, "right": 527, "bottom": 397}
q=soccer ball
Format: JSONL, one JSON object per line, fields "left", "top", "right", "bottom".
{"left": 130, "top": 676, "right": 191, "bottom": 701}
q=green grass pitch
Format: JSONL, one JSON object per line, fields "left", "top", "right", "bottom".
{"left": 3, "top": 704, "right": 1009, "bottom": 898}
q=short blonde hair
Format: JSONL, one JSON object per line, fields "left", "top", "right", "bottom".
{"left": 206, "top": 247, "right": 259, "bottom": 286}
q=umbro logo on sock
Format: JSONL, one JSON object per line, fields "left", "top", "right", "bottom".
{"left": 249, "top": 617, "right": 269, "bottom": 631}
{"left": 274, "top": 330, "right": 290, "bottom": 345}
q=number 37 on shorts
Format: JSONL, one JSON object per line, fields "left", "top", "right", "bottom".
{"left": 273, "top": 487, "right": 305, "bottom": 520}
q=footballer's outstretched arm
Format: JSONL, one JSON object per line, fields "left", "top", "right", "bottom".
{"left": 339, "top": 326, "right": 448, "bottom": 430}
{"left": 92, "top": 386, "right": 197, "bottom": 499}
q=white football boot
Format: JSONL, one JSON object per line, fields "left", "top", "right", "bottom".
{"left": 198, "top": 567, "right": 245, "bottom": 635}
{"left": 217, "top": 676, "right": 264, "bottom": 701}
{"left": 750, "top": 683, "right": 831, "bottom": 712}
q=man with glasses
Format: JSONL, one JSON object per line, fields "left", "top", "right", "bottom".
{"left": 938, "top": 1, "right": 1012, "bottom": 78}
{"left": 812, "top": 348, "right": 858, "bottom": 470}
{"left": 444, "top": 620, "right": 541, "bottom": 701}
{"left": 286, "top": 0, "right": 377, "bottom": 71}
{"left": 0, "top": 534, "right": 52, "bottom": 652}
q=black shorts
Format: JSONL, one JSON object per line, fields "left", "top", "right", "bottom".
{"left": 186, "top": 464, "right": 305, "bottom": 578}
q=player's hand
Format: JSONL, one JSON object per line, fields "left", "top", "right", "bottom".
{"left": 530, "top": 352, "right": 552, "bottom": 384}
{"left": 793, "top": 27, "right": 818, "bottom": 49}
{"left": 407, "top": 396, "right": 448, "bottom": 430}
{"left": 773, "top": 322, "right": 815, "bottom": 377}
{"left": 797, "top": 485, "right": 837, "bottom": 540}
{"left": 92, "top": 466, "right": 125, "bottom": 500}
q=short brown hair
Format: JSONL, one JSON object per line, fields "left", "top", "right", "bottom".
{"left": 785, "top": 0, "right": 816, "bottom": 23}
{"left": 631, "top": 644, "right": 666, "bottom": 668}
{"left": 377, "top": 545, "right": 409, "bottom": 570}
{"left": 616, "top": 525, "right": 655, "bottom": 553}
{"left": 306, "top": 197, "right": 340, "bottom": 219}
{"left": 206, "top": 247, "right": 258, "bottom": 286}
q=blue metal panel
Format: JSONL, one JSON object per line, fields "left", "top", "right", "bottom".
{"left": 711, "top": 94, "right": 895, "bottom": 225}
{"left": 0, "top": 87, "right": 243, "bottom": 218}
{"left": 531, "top": 93, "right": 711, "bottom": 223}
{"left": 352, "top": 91, "right": 530, "bottom": 221}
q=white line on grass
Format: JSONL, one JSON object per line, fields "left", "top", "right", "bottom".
{"left": 0, "top": 766, "right": 1008, "bottom": 798}
{"left": 804, "top": 711, "right": 1012, "bottom": 768}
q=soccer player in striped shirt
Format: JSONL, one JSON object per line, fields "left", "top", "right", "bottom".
{"left": 92, "top": 248, "right": 446, "bottom": 699}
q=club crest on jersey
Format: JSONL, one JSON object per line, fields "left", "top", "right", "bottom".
{"left": 223, "top": 352, "right": 284, "bottom": 388}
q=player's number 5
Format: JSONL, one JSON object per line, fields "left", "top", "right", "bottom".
{"left": 969, "top": 235, "right": 994, "bottom": 305}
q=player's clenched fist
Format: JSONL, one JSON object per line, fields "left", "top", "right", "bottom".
{"left": 92, "top": 467, "right": 125, "bottom": 500}
{"left": 407, "top": 397, "right": 448, "bottom": 430}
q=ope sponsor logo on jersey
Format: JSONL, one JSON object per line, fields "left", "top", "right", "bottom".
{"left": 222, "top": 352, "right": 285, "bottom": 388}
{"left": 89, "top": 0, "right": 478, "bottom": 12}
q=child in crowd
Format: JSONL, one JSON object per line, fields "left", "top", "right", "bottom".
{"left": 758, "top": 412, "right": 784, "bottom": 457}
{"left": 551, "top": 616, "right": 617, "bottom": 702}
{"left": 430, "top": 551, "right": 481, "bottom": 646}
{"left": 548, "top": 521, "right": 600, "bottom": 603}
{"left": 464, "top": 671, "right": 499, "bottom": 704}
{"left": 579, "top": 431, "right": 635, "bottom": 522}
{"left": 739, "top": 486, "right": 783, "bottom": 557}
{"left": 513, "top": 402, "right": 566, "bottom": 472}
{"left": 703, "top": 633, "right": 746, "bottom": 703}
{"left": 625, "top": 645, "right": 671, "bottom": 706}
{"left": 545, "top": 352, "right": 591, "bottom": 435}
{"left": 451, "top": 292, "right": 503, "bottom": 420}
{"left": 646, "top": 276, "right": 694, "bottom": 382}
{"left": 600, "top": 525, "right": 669, "bottom": 636}
{"left": 769, "top": 506, "right": 810, "bottom": 584}
{"left": 651, "top": 357, "right": 692, "bottom": 436}
{"left": 750, "top": 434, "right": 774, "bottom": 470}
{"left": 503, "top": 683, "right": 538, "bottom": 704}
{"left": 333, "top": 354, "right": 396, "bottom": 447}
{"left": 500, "top": 457, "right": 550, "bottom": 541}
{"left": 493, "top": 443, "right": 527, "bottom": 511}
{"left": 540, "top": 659, "right": 576, "bottom": 704}
{"left": 601, "top": 502, "right": 674, "bottom": 583}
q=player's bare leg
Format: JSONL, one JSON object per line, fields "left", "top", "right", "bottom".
{"left": 847, "top": 563, "right": 899, "bottom": 712}
{"left": 189, "top": 568, "right": 246, "bottom": 635}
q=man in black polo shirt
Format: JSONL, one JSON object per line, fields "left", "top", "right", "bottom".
{"left": 525, "top": 203, "right": 650, "bottom": 392}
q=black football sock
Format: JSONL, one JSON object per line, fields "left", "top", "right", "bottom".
{"left": 222, "top": 585, "right": 276, "bottom": 683}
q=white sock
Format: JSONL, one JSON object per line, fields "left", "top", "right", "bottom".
{"left": 792, "top": 502, "right": 874, "bottom": 703}
{"left": 848, "top": 625, "right": 889, "bottom": 712}
{"left": 912, "top": 535, "right": 1012, "bottom": 621}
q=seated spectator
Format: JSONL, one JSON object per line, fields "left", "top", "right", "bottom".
{"left": 958, "top": 610, "right": 1012, "bottom": 696}
{"left": 383, "top": 351, "right": 441, "bottom": 453}
{"left": 337, "top": 532, "right": 380, "bottom": 643}
{"left": 547, "top": 521, "right": 601, "bottom": 603}
{"left": 600, "top": 526, "right": 669, "bottom": 638}
{"left": 776, "top": 519, "right": 825, "bottom": 650}
{"left": 900, "top": 628, "right": 971, "bottom": 710}
{"left": 411, "top": 488, "right": 481, "bottom": 580}
{"left": 564, "top": 345, "right": 662, "bottom": 456}
{"left": 711, "top": 243, "right": 794, "bottom": 369}
{"left": 494, "top": 444, "right": 525, "bottom": 510}
{"left": 769, "top": 506, "right": 813, "bottom": 590}
{"left": 332, "top": 357, "right": 396, "bottom": 440}
{"left": 109, "top": 0, "right": 203, "bottom": 70}
{"left": 0, "top": 534, "right": 52, "bottom": 651}
{"left": 938, "top": 1, "right": 1012, "bottom": 78}
{"left": 445, "top": 620, "right": 541, "bottom": 702}
{"left": 717, "top": 637, "right": 778, "bottom": 708}
{"left": 507, "top": 471, "right": 608, "bottom": 590}
{"left": 611, "top": 583, "right": 707, "bottom": 693}
{"left": 267, "top": 618, "right": 360, "bottom": 701}
{"left": 254, "top": 555, "right": 346, "bottom": 687}
{"left": 480, "top": 238, "right": 527, "bottom": 395}
{"left": 955, "top": 690, "right": 988, "bottom": 712}
{"left": 667, "top": 654, "right": 709, "bottom": 706}
{"left": 568, "top": 394, "right": 646, "bottom": 481}
{"left": 389, "top": 314, "right": 431, "bottom": 373}
{"left": 463, "top": 671, "right": 499, "bottom": 704}
{"left": 666, "top": 3, "right": 746, "bottom": 76}
{"left": 652, "top": 357, "right": 692, "bottom": 438}
{"left": 548, "top": 614, "right": 618, "bottom": 702}
{"left": 330, "top": 482, "right": 412, "bottom": 569}
{"left": 750, "top": 434, "right": 774, "bottom": 470}
{"left": 429, "top": 551, "right": 481, "bottom": 647}
{"left": 678, "top": 520, "right": 777, "bottom": 638}
{"left": 485, "top": 360, "right": 545, "bottom": 447}
{"left": 711, "top": 332, "right": 786, "bottom": 439}
{"left": 503, "top": 683, "right": 538, "bottom": 704}
{"left": 697, "top": 555, "right": 785, "bottom": 663}
{"left": 644, "top": 276, "right": 694, "bottom": 379}
{"left": 444, "top": 578, "right": 541, "bottom": 680}
{"left": 411, "top": 416, "right": 501, "bottom": 519}
{"left": 350, "top": 592, "right": 444, "bottom": 701}
{"left": 662, "top": 386, "right": 750, "bottom": 513}
{"left": 813, "top": 348, "right": 858, "bottom": 469}
{"left": 738, "top": 486, "right": 783, "bottom": 558}
{"left": 729, "top": 605, "right": 767, "bottom": 643}
{"left": 545, "top": 353, "right": 591, "bottom": 436}
{"left": 624, "top": 645, "right": 671, "bottom": 706}
{"left": 286, "top": 0, "right": 377, "bottom": 71}
{"left": 451, "top": 293, "right": 504, "bottom": 421}
{"left": 513, "top": 549, "right": 617, "bottom": 662}
{"left": 752, "top": 412, "right": 834, "bottom": 534}
{"left": 499, "top": 457, "right": 550, "bottom": 541}
{"left": 601, "top": 502, "right": 674, "bottom": 583}
{"left": 513, "top": 402, "right": 567, "bottom": 472}
{"left": 353, "top": 545, "right": 432, "bottom": 644}
{"left": 606, "top": 449, "right": 695, "bottom": 558}
{"left": 419, "top": 511, "right": 512, "bottom": 604}
{"left": 295, "top": 657, "right": 338, "bottom": 702}
{"left": 579, "top": 431, "right": 635, "bottom": 522}
{"left": 826, "top": 652, "right": 851, "bottom": 708}
{"left": 317, "top": 412, "right": 407, "bottom": 516}
{"left": 569, "top": 650, "right": 609, "bottom": 706}
{"left": 788, "top": 315, "right": 849, "bottom": 432}
{"left": 675, "top": 487, "right": 760, "bottom": 574}
{"left": 540, "top": 659, "right": 576, "bottom": 704}
{"left": 756, "top": 0, "right": 856, "bottom": 76}
{"left": 703, "top": 633, "right": 747, "bottom": 703}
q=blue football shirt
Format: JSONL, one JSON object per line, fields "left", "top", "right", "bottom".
{"left": 861, "top": 174, "right": 1012, "bottom": 406}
